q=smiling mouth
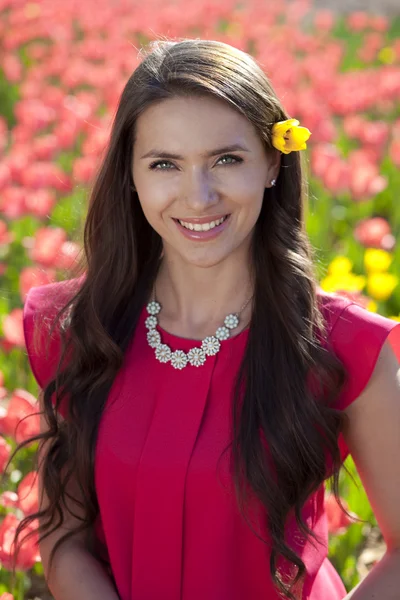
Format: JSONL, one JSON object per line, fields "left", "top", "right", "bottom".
{"left": 174, "top": 215, "right": 230, "bottom": 232}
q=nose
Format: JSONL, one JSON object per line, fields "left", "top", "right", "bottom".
{"left": 182, "top": 169, "right": 219, "bottom": 212}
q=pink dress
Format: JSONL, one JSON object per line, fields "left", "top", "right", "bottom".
{"left": 23, "top": 280, "right": 400, "bottom": 600}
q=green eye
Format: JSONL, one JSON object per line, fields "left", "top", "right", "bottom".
{"left": 148, "top": 154, "right": 243, "bottom": 171}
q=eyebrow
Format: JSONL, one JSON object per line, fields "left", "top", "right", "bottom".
{"left": 140, "top": 144, "right": 250, "bottom": 160}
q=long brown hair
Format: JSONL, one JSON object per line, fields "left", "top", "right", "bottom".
{"left": 9, "top": 38, "right": 350, "bottom": 599}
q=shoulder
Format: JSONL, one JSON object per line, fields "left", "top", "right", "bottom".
{"left": 316, "top": 287, "right": 400, "bottom": 411}
{"left": 23, "top": 276, "right": 84, "bottom": 391}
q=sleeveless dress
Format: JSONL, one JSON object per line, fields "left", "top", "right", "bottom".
{"left": 22, "top": 279, "right": 400, "bottom": 600}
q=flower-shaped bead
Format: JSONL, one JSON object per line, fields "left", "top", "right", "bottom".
{"left": 224, "top": 313, "right": 239, "bottom": 330}
{"left": 147, "top": 330, "right": 161, "bottom": 348}
{"left": 147, "top": 301, "right": 161, "bottom": 316}
{"left": 171, "top": 350, "right": 188, "bottom": 370}
{"left": 201, "top": 336, "right": 220, "bottom": 356}
{"left": 215, "top": 326, "right": 230, "bottom": 341}
{"left": 155, "top": 344, "right": 171, "bottom": 363}
{"left": 145, "top": 315, "right": 158, "bottom": 330}
{"left": 188, "top": 347, "right": 206, "bottom": 367}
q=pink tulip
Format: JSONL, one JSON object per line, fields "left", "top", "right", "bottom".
{"left": 389, "top": 140, "right": 400, "bottom": 168}
{"left": 24, "top": 188, "right": 57, "bottom": 219}
{"left": 324, "top": 493, "right": 357, "bottom": 535}
{"left": 19, "top": 267, "right": 57, "bottom": 302}
{"left": 53, "top": 241, "right": 82, "bottom": 271}
{"left": 0, "top": 162, "right": 11, "bottom": 190}
{"left": 18, "top": 472, "right": 39, "bottom": 516}
{"left": 20, "top": 162, "right": 71, "bottom": 192}
{"left": 0, "top": 390, "right": 40, "bottom": 444}
{"left": 354, "top": 217, "right": 395, "bottom": 251}
{"left": 32, "top": 134, "right": 60, "bottom": 161}
{"left": 0, "top": 221, "right": 14, "bottom": 246}
{"left": 0, "top": 437, "right": 11, "bottom": 474}
{"left": 72, "top": 155, "right": 97, "bottom": 184}
{"left": 322, "top": 161, "right": 350, "bottom": 194}
{"left": 0, "top": 513, "right": 41, "bottom": 571}
{"left": 2, "top": 309, "right": 25, "bottom": 349}
{"left": 313, "top": 10, "right": 335, "bottom": 33}
{"left": 346, "top": 11, "right": 369, "bottom": 31}
{"left": 349, "top": 165, "right": 388, "bottom": 202}
{"left": 369, "top": 15, "right": 389, "bottom": 32}
{"left": 0, "top": 592, "right": 14, "bottom": 600}
{"left": 1, "top": 54, "right": 22, "bottom": 83}
{"left": 30, "top": 226, "right": 68, "bottom": 267}
{"left": 0, "top": 491, "right": 19, "bottom": 509}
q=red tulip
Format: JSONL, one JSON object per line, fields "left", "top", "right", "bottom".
{"left": 72, "top": 155, "right": 97, "bottom": 184}
{"left": 0, "top": 187, "right": 27, "bottom": 220}
{"left": 30, "top": 226, "right": 68, "bottom": 267}
{"left": 0, "top": 513, "right": 40, "bottom": 571}
{"left": 24, "top": 189, "right": 57, "bottom": 219}
{"left": 18, "top": 472, "right": 39, "bottom": 516}
{"left": 53, "top": 240, "right": 82, "bottom": 271}
{"left": 0, "top": 491, "right": 19, "bottom": 509}
{"left": 389, "top": 140, "right": 400, "bottom": 168}
{"left": 0, "top": 221, "right": 14, "bottom": 246}
{"left": 2, "top": 309, "right": 25, "bottom": 349}
{"left": 0, "top": 437, "right": 11, "bottom": 474}
{"left": 346, "top": 11, "right": 369, "bottom": 32}
{"left": 32, "top": 134, "right": 60, "bottom": 161}
{"left": 0, "top": 163, "right": 11, "bottom": 191}
{"left": 324, "top": 493, "right": 357, "bottom": 535}
{"left": 1, "top": 54, "right": 22, "bottom": 83}
{"left": 19, "top": 267, "right": 57, "bottom": 302}
{"left": 20, "top": 162, "right": 71, "bottom": 192}
{"left": 354, "top": 217, "right": 395, "bottom": 251}
{"left": 0, "top": 592, "right": 14, "bottom": 600}
{"left": 349, "top": 165, "right": 388, "bottom": 202}
{"left": 0, "top": 390, "right": 40, "bottom": 444}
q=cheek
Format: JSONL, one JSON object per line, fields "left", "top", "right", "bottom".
{"left": 138, "top": 193, "right": 171, "bottom": 229}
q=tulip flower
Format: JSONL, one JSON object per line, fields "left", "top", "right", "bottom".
{"left": 0, "top": 436, "right": 11, "bottom": 474}
{"left": 0, "top": 513, "right": 40, "bottom": 571}
{"left": 354, "top": 217, "right": 395, "bottom": 251}
{"left": 324, "top": 493, "right": 358, "bottom": 535}
{"left": 367, "top": 273, "right": 399, "bottom": 302}
{"left": 364, "top": 249, "right": 393, "bottom": 274}
{"left": 271, "top": 119, "right": 312, "bottom": 154}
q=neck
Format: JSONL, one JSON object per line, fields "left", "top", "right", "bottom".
{"left": 153, "top": 247, "right": 254, "bottom": 339}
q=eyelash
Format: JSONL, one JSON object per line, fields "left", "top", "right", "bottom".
{"left": 148, "top": 154, "right": 243, "bottom": 171}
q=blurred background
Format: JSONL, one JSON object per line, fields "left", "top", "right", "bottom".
{"left": 0, "top": 0, "right": 399, "bottom": 597}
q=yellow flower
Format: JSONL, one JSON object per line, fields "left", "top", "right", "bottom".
{"left": 328, "top": 256, "right": 353, "bottom": 275}
{"left": 378, "top": 47, "right": 395, "bottom": 65}
{"left": 367, "top": 273, "right": 398, "bottom": 302}
{"left": 389, "top": 315, "right": 400, "bottom": 322}
{"left": 271, "top": 118, "right": 312, "bottom": 154}
{"left": 364, "top": 249, "right": 393, "bottom": 273}
{"left": 320, "top": 273, "right": 366, "bottom": 293}
{"left": 367, "top": 300, "right": 378, "bottom": 313}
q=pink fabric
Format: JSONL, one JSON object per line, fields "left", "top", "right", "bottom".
{"left": 23, "top": 282, "right": 400, "bottom": 600}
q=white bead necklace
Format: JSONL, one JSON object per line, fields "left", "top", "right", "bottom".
{"left": 145, "top": 295, "right": 252, "bottom": 369}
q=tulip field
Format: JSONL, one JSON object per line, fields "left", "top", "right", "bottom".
{"left": 0, "top": 0, "right": 399, "bottom": 597}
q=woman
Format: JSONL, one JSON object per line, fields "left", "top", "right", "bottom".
{"left": 16, "top": 39, "right": 400, "bottom": 599}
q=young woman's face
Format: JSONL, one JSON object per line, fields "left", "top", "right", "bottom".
{"left": 132, "top": 95, "right": 280, "bottom": 268}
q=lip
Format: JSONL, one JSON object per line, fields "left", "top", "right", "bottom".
{"left": 173, "top": 214, "right": 231, "bottom": 241}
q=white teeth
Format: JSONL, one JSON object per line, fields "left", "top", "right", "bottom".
{"left": 178, "top": 216, "right": 228, "bottom": 231}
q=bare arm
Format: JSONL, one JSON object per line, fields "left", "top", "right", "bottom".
{"left": 37, "top": 392, "right": 120, "bottom": 600}
{"left": 342, "top": 340, "right": 400, "bottom": 599}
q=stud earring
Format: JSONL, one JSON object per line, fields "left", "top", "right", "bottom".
{"left": 271, "top": 179, "right": 276, "bottom": 186}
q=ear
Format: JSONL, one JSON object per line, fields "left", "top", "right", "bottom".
{"left": 265, "top": 149, "right": 282, "bottom": 188}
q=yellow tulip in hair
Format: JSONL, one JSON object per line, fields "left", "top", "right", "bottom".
{"left": 271, "top": 118, "right": 312, "bottom": 154}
